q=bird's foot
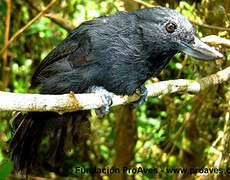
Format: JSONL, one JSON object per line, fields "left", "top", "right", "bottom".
{"left": 135, "top": 84, "right": 148, "bottom": 108}
{"left": 88, "top": 86, "right": 113, "bottom": 117}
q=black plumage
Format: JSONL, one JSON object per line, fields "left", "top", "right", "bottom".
{"left": 9, "top": 7, "right": 223, "bottom": 175}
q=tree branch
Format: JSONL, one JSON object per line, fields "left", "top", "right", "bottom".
{"left": 201, "top": 35, "right": 230, "bottom": 48}
{"left": 43, "top": 13, "right": 74, "bottom": 32}
{"left": 24, "top": 0, "right": 74, "bottom": 32}
{"left": 0, "top": 0, "right": 57, "bottom": 56}
{"left": 132, "top": 0, "right": 155, "bottom": 7}
{"left": 0, "top": 66, "right": 230, "bottom": 113}
{"left": 191, "top": 21, "right": 230, "bottom": 32}
{"left": 131, "top": 0, "right": 230, "bottom": 32}
{"left": 2, "top": 0, "right": 11, "bottom": 90}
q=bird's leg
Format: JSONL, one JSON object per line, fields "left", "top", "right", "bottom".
{"left": 135, "top": 84, "right": 148, "bottom": 108}
{"left": 88, "top": 86, "right": 113, "bottom": 117}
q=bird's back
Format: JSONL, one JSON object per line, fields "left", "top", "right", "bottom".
{"left": 30, "top": 11, "right": 149, "bottom": 95}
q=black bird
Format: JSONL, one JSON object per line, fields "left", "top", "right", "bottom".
{"left": 9, "top": 7, "right": 223, "bottom": 175}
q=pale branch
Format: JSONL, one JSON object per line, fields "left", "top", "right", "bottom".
{"left": 0, "top": 66, "right": 230, "bottom": 113}
{"left": 201, "top": 35, "right": 230, "bottom": 48}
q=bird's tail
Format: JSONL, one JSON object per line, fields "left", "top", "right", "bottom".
{"left": 9, "top": 111, "right": 90, "bottom": 175}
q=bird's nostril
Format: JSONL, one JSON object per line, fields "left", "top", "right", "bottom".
{"left": 184, "top": 35, "right": 195, "bottom": 44}
{"left": 191, "top": 36, "right": 195, "bottom": 43}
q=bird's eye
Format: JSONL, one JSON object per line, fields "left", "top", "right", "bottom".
{"left": 165, "top": 22, "right": 177, "bottom": 33}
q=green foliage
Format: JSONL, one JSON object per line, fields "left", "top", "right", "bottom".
{"left": 0, "top": 0, "right": 229, "bottom": 179}
{"left": 0, "top": 160, "right": 13, "bottom": 180}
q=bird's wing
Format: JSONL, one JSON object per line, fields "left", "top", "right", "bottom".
{"left": 30, "top": 21, "right": 98, "bottom": 88}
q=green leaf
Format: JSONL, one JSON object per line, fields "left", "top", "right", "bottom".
{"left": 0, "top": 160, "right": 13, "bottom": 180}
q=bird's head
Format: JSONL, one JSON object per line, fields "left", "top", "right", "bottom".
{"left": 133, "top": 7, "right": 223, "bottom": 60}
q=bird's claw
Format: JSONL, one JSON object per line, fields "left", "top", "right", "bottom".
{"left": 95, "top": 94, "right": 113, "bottom": 117}
{"left": 136, "top": 85, "right": 148, "bottom": 108}
{"left": 88, "top": 86, "right": 113, "bottom": 117}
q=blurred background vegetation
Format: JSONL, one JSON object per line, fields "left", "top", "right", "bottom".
{"left": 0, "top": 0, "right": 230, "bottom": 179}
